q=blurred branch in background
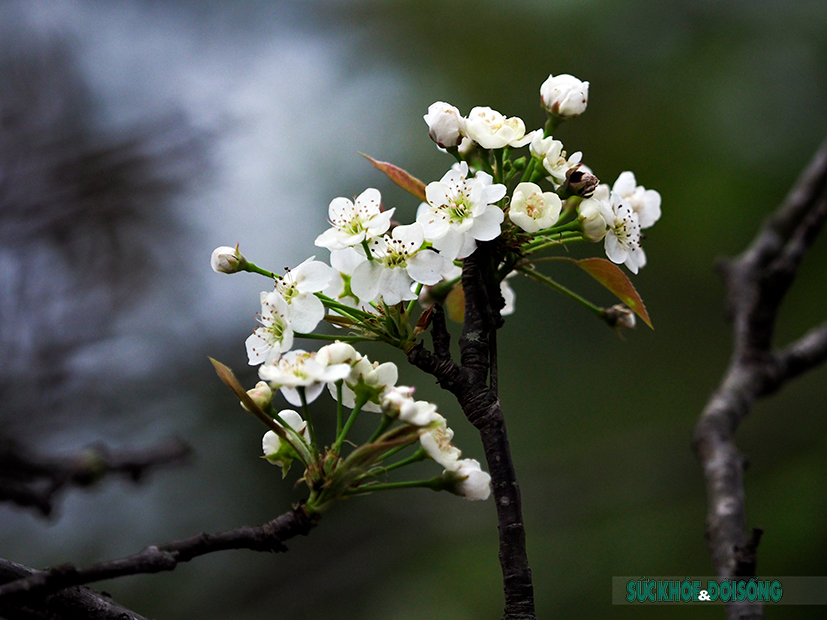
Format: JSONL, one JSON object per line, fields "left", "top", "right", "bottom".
{"left": 693, "top": 137, "right": 827, "bottom": 620}
{"left": 0, "top": 435, "right": 191, "bottom": 517}
{"left": 0, "top": 558, "right": 149, "bottom": 620}
{"left": 0, "top": 27, "right": 207, "bottom": 442}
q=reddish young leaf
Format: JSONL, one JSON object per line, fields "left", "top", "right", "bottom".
{"left": 561, "top": 257, "right": 653, "bottom": 328}
{"left": 360, "top": 153, "right": 427, "bottom": 202}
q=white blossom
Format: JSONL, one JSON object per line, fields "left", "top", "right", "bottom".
{"left": 382, "top": 387, "right": 443, "bottom": 426}
{"left": 446, "top": 458, "right": 492, "bottom": 501}
{"left": 612, "top": 171, "right": 662, "bottom": 229}
{"left": 323, "top": 247, "right": 375, "bottom": 315}
{"left": 417, "top": 162, "right": 506, "bottom": 260}
{"left": 245, "top": 291, "right": 294, "bottom": 366}
{"left": 464, "top": 106, "right": 535, "bottom": 149}
{"left": 259, "top": 349, "right": 350, "bottom": 406}
{"left": 336, "top": 356, "right": 399, "bottom": 413}
{"left": 602, "top": 192, "right": 645, "bottom": 274}
{"left": 315, "top": 188, "right": 395, "bottom": 251}
{"left": 262, "top": 409, "right": 311, "bottom": 471}
{"left": 350, "top": 223, "right": 448, "bottom": 305}
{"left": 577, "top": 197, "right": 610, "bottom": 242}
{"left": 424, "top": 101, "right": 464, "bottom": 149}
{"left": 419, "top": 419, "right": 461, "bottom": 470}
{"left": 274, "top": 257, "right": 334, "bottom": 333}
{"left": 541, "top": 140, "right": 583, "bottom": 187}
{"left": 508, "top": 182, "right": 562, "bottom": 233}
{"left": 540, "top": 73, "right": 589, "bottom": 118}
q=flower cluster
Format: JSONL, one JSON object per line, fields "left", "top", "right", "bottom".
{"left": 212, "top": 71, "right": 660, "bottom": 512}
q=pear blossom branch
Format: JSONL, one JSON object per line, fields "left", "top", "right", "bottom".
{"left": 0, "top": 436, "right": 191, "bottom": 517}
{"left": 409, "top": 244, "right": 536, "bottom": 620}
{"left": 693, "top": 137, "right": 827, "bottom": 620}
{"left": 0, "top": 504, "right": 319, "bottom": 603}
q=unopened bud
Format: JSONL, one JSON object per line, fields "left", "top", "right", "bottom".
{"left": 604, "top": 305, "right": 636, "bottom": 330}
{"left": 211, "top": 245, "right": 246, "bottom": 274}
{"left": 540, "top": 73, "right": 589, "bottom": 119}
{"left": 578, "top": 198, "right": 609, "bottom": 242}
{"left": 423, "top": 101, "right": 464, "bottom": 149}
{"left": 565, "top": 166, "right": 599, "bottom": 198}
{"left": 242, "top": 381, "right": 273, "bottom": 411}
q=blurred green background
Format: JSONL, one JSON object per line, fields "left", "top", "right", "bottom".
{"left": 1, "top": 1, "right": 826, "bottom": 619}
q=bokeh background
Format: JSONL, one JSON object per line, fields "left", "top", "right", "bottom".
{"left": 1, "top": 1, "right": 826, "bottom": 618}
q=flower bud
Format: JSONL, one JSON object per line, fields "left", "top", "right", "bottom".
{"left": 577, "top": 198, "right": 609, "bottom": 242}
{"left": 211, "top": 245, "right": 246, "bottom": 274}
{"left": 604, "top": 304, "right": 636, "bottom": 330}
{"left": 424, "top": 101, "right": 464, "bottom": 149}
{"left": 540, "top": 74, "right": 589, "bottom": 119}
{"left": 564, "top": 166, "right": 599, "bottom": 198}
{"left": 241, "top": 381, "right": 273, "bottom": 412}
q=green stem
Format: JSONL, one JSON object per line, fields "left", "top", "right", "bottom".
{"left": 494, "top": 148, "right": 505, "bottom": 184}
{"left": 335, "top": 381, "right": 344, "bottom": 437}
{"left": 406, "top": 283, "right": 424, "bottom": 315}
{"left": 294, "top": 331, "right": 367, "bottom": 343}
{"left": 523, "top": 234, "right": 586, "bottom": 254}
{"left": 518, "top": 266, "right": 604, "bottom": 318}
{"left": 366, "top": 414, "right": 394, "bottom": 445}
{"left": 317, "top": 293, "right": 375, "bottom": 320}
{"left": 298, "top": 388, "right": 318, "bottom": 455}
{"left": 358, "top": 447, "right": 428, "bottom": 480}
{"left": 374, "top": 442, "right": 409, "bottom": 463}
{"left": 333, "top": 392, "right": 369, "bottom": 455}
{"left": 271, "top": 410, "right": 312, "bottom": 467}
{"left": 243, "top": 261, "right": 277, "bottom": 279}
{"left": 344, "top": 476, "right": 445, "bottom": 496}
{"left": 519, "top": 157, "right": 538, "bottom": 185}
{"left": 361, "top": 239, "right": 374, "bottom": 261}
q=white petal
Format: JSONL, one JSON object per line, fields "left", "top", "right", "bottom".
{"left": 469, "top": 205, "right": 505, "bottom": 241}
{"left": 351, "top": 260, "right": 383, "bottom": 303}
{"left": 407, "top": 250, "right": 447, "bottom": 286}
{"left": 288, "top": 294, "right": 325, "bottom": 333}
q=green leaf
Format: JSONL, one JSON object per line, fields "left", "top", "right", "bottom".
{"left": 560, "top": 258, "right": 653, "bottom": 328}
{"left": 360, "top": 153, "right": 427, "bottom": 202}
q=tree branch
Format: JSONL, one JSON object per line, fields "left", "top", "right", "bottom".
{"left": 409, "top": 243, "right": 535, "bottom": 620}
{"left": 0, "top": 559, "right": 149, "bottom": 620}
{"left": 0, "top": 436, "right": 191, "bottom": 517}
{"left": 693, "top": 137, "right": 827, "bottom": 620}
{"left": 0, "top": 503, "right": 319, "bottom": 603}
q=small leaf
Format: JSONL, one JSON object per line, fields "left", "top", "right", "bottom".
{"left": 413, "top": 304, "right": 434, "bottom": 336}
{"left": 562, "top": 258, "right": 652, "bottom": 328}
{"left": 209, "top": 358, "right": 288, "bottom": 437}
{"left": 360, "top": 153, "right": 427, "bottom": 202}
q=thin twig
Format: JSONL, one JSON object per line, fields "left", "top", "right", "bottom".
{"left": 0, "top": 503, "right": 319, "bottom": 602}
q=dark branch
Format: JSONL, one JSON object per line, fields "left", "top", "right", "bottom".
{"left": 0, "top": 436, "right": 191, "bottom": 517}
{"left": 693, "top": 137, "right": 827, "bottom": 620}
{"left": 409, "top": 244, "right": 535, "bottom": 620}
{"left": 0, "top": 559, "right": 148, "bottom": 620}
{"left": 0, "top": 503, "right": 318, "bottom": 602}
